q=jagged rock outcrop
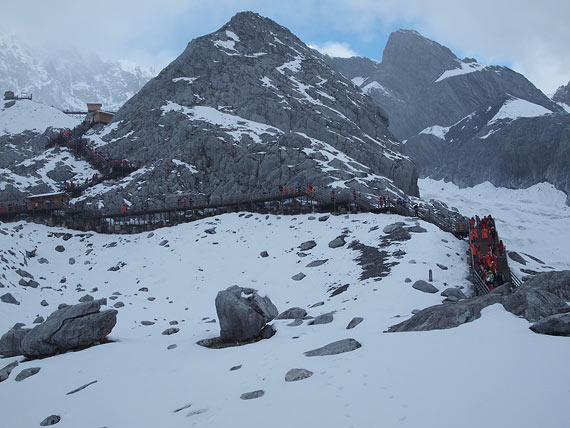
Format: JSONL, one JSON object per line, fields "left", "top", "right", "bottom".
{"left": 553, "top": 81, "right": 570, "bottom": 107}
{"left": 0, "top": 299, "right": 118, "bottom": 359}
{"left": 388, "top": 271, "right": 570, "bottom": 332}
{"left": 82, "top": 12, "right": 418, "bottom": 210}
{"left": 215, "top": 285, "right": 278, "bottom": 342}
{"left": 328, "top": 29, "right": 560, "bottom": 140}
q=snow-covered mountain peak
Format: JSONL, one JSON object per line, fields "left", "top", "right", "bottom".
{"left": 0, "top": 33, "right": 154, "bottom": 111}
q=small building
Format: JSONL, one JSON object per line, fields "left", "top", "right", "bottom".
{"left": 4, "top": 91, "right": 15, "bottom": 100}
{"left": 27, "top": 192, "right": 70, "bottom": 210}
{"left": 87, "top": 103, "right": 103, "bottom": 113}
{"left": 93, "top": 111, "right": 114, "bottom": 124}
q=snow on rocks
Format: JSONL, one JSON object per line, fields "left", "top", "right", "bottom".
{"left": 214, "top": 285, "right": 278, "bottom": 342}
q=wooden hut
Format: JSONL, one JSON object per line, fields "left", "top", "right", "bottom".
{"left": 27, "top": 192, "right": 69, "bottom": 210}
{"left": 87, "top": 103, "right": 103, "bottom": 113}
{"left": 93, "top": 111, "right": 114, "bottom": 124}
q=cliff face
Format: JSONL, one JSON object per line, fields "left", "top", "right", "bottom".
{"left": 84, "top": 12, "right": 418, "bottom": 208}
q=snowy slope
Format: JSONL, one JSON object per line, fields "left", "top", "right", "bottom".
{"left": 0, "top": 99, "right": 80, "bottom": 136}
{"left": 489, "top": 96, "right": 552, "bottom": 124}
{"left": 0, "top": 211, "right": 569, "bottom": 428}
{"left": 420, "top": 178, "right": 570, "bottom": 276}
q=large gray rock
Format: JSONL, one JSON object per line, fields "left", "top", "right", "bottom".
{"left": 412, "top": 280, "right": 438, "bottom": 294}
{"left": 240, "top": 390, "right": 264, "bottom": 400}
{"left": 0, "top": 327, "right": 31, "bottom": 357}
{"left": 304, "top": 338, "right": 362, "bottom": 357}
{"left": 346, "top": 317, "right": 364, "bottom": 329}
{"left": 530, "top": 313, "right": 570, "bottom": 336}
{"left": 508, "top": 251, "right": 527, "bottom": 265}
{"left": 40, "top": 415, "right": 61, "bottom": 426}
{"left": 309, "top": 312, "right": 334, "bottom": 325}
{"left": 19, "top": 299, "right": 117, "bottom": 358}
{"left": 215, "top": 285, "right": 278, "bottom": 342}
{"left": 389, "top": 270, "right": 570, "bottom": 332}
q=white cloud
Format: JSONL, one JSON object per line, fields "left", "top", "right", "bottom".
{"left": 309, "top": 42, "right": 358, "bottom": 58}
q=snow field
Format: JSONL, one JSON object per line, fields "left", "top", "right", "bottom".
{"left": 0, "top": 210, "right": 568, "bottom": 427}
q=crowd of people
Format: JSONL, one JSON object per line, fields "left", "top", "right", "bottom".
{"left": 469, "top": 215, "right": 506, "bottom": 290}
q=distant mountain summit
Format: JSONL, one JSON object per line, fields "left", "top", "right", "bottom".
{"left": 553, "top": 80, "right": 570, "bottom": 108}
{"left": 328, "top": 29, "right": 560, "bottom": 140}
{"left": 85, "top": 11, "right": 418, "bottom": 209}
{"left": 0, "top": 34, "right": 154, "bottom": 111}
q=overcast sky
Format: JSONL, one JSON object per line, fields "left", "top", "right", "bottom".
{"left": 2, "top": 0, "right": 569, "bottom": 94}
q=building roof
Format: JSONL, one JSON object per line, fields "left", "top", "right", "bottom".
{"left": 28, "top": 192, "right": 69, "bottom": 199}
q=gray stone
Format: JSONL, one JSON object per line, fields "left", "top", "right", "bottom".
{"left": 33, "top": 316, "right": 44, "bottom": 324}
{"left": 40, "top": 415, "right": 61, "bottom": 426}
{"left": 291, "top": 272, "right": 306, "bottom": 281}
{"left": 16, "top": 268, "right": 34, "bottom": 279}
{"left": 309, "top": 301, "right": 324, "bottom": 308}
{"left": 412, "top": 280, "right": 439, "bottom": 294}
{"left": 408, "top": 225, "right": 427, "bottom": 233}
{"left": 159, "top": 239, "right": 169, "bottom": 246}
{"left": 66, "top": 380, "right": 98, "bottom": 395}
{"left": 0, "top": 361, "right": 18, "bottom": 382}
{"left": 15, "top": 367, "right": 41, "bottom": 382}
{"left": 260, "top": 251, "right": 269, "bottom": 258}
{"left": 141, "top": 321, "right": 155, "bottom": 326}
{"left": 167, "top": 344, "right": 177, "bottom": 350}
{"left": 346, "top": 317, "right": 363, "bottom": 329}
{"left": 296, "top": 252, "right": 308, "bottom": 257}
{"left": 68, "top": 258, "right": 76, "bottom": 265}
{"left": 162, "top": 327, "right": 179, "bottom": 335}
{"left": 328, "top": 235, "right": 346, "bottom": 248}
{"left": 19, "top": 299, "right": 117, "bottom": 358}
{"left": 0, "top": 328, "right": 31, "bottom": 357}
{"left": 383, "top": 223, "right": 405, "bottom": 234}
{"left": 230, "top": 365, "right": 242, "bottom": 371}
{"left": 318, "top": 215, "right": 329, "bottom": 222}
{"left": 287, "top": 319, "right": 303, "bottom": 327}
{"left": 38, "top": 258, "right": 49, "bottom": 264}
{"left": 299, "top": 240, "right": 317, "bottom": 251}
{"left": 79, "top": 294, "right": 94, "bottom": 303}
{"left": 259, "top": 324, "right": 276, "bottom": 339}
{"left": 305, "top": 338, "right": 362, "bottom": 357}
{"left": 309, "top": 312, "right": 334, "bottom": 325}
{"left": 1, "top": 293, "right": 19, "bottom": 305}
{"left": 276, "top": 307, "right": 307, "bottom": 320}
{"left": 441, "top": 288, "right": 467, "bottom": 300}
{"left": 306, "top": 259, "right": 328, "bottom": 268}
{"left": 530, "top": 313, "right": 570, "bottom": 336}
{"left": 40, "top": 300, "right": 49, "bottom": 306}
{"left": 169, "top": 320, "right": 178, "bottom": 325}
{"left": 502, "top": 288, "right": 569, "bottom": 322}
{"left": 240, "top": 390, "right": 264, "bottom": 400}
{"left": 330, "top": 284, "right": 349, "bottom": 297}
{"left": 204, "top": 228, "right": 216, "bottom": 235}
{"left": 508, "top": 251, "right": 527, "bottom": 265}
{"left": 404, "top": 278, "right": 412, "bottom": 283}
{"left": 215, "top": 285, "right": 278, "bottom": 342}
{"left": 55, "top": 245, "right": 65, "bottom": 252}
{"left": 436, "top": 264, "right": 448, "bottom": 270}
{"left": 285, "top": 368, "right": 313, "bottom": 382}
{"left": 138, "top": 287, "right": 148, "bottom": 292}
{"left": 113, "top": 301, "right": 125, "bottom": 308}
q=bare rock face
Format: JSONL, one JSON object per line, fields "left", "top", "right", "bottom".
{"left": 79, "top": 12, "right": 418, "bottom": 211}
{"left": 215, "top": 285, "right": 278, "bottom": 342}
{"left": 15, "top": 299, "right": 117, "bottom": 359}
{"left": 530, "top": 313, "right": 570, "bottom": 336}
{"left": 0, "top": 327, "right": 32, "bottom": 357}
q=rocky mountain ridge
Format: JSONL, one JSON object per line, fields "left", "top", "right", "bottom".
{"left": 79, "top": 12, "right": 418, "bottom": 209}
